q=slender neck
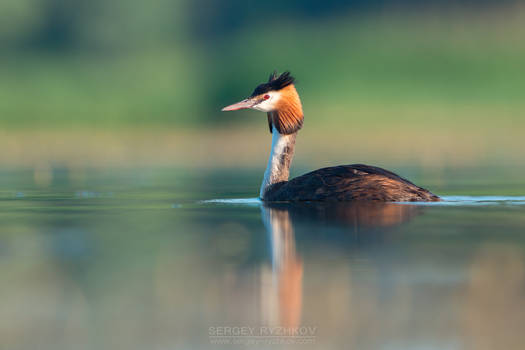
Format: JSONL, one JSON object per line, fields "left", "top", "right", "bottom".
{"left": 260, "top": 128, "right": 297, "bottom": 198}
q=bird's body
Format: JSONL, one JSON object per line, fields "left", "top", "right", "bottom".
{"left": 264, "top": 164, "right": 439, "bottom": 202}
{"left": 222, "top": 71, "right": 440, "bottom": 202}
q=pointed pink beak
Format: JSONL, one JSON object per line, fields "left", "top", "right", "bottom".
{"left": 221, "top": 98, "right": 256, "bottom": 111}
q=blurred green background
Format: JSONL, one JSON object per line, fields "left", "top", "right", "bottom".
{"left": 1, "top": 0, "right": 524, "bottom": 173}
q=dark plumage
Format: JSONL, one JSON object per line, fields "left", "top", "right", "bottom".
{"left": 251, "top": 71, "right": 295, "bottom": 97}
{"left": 263, "top": 164, "right": 440, "bottom": 202}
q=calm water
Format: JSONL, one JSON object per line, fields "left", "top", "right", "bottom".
{"left": 1, "top": 168, "right": 525, "bottom": 350}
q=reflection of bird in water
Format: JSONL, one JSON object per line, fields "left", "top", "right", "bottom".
{"left": 259, "top": 201, "right": 422, "bottom": 328}
{"left": 222, "top": 71, "right": 440, "bottom": 202}
{"left": 266, "top": 201, "right": 422, "bottom": 229}
{"left": 260, "top": 205, "right": 303, "bottom": 327}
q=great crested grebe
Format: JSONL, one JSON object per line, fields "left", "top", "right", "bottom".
{"left": 222, "top": 71, "right": 440, "bottom": 202}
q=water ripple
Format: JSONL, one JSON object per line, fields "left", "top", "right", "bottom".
{"left": 199, "top": 196, "right": 525, "bottom": 207}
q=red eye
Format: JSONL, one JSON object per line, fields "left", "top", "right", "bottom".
{"left": 263, "top": 94, "right": 270, "bottom": 100}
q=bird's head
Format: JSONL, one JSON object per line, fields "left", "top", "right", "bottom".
{"left": 222, "top": 71, "right": 304, "bottom": 135}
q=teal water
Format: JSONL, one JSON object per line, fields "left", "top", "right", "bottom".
{"left": 1, "top": 168, "right": 525, "bottom": 349}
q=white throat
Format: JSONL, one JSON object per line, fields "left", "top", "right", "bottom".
{"left": 260, "top": 128, "right": 296, "bottom": 199}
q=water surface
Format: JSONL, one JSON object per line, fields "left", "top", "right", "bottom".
{"left": 1, "top": 168, "right": 525, "bottom": 349}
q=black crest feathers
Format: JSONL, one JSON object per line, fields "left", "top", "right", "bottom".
{"left": 251, "top": 71, "right": 295, "bottom": 97}
{"left": 268, "top": 70, "right": 278, "bottom": 82}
